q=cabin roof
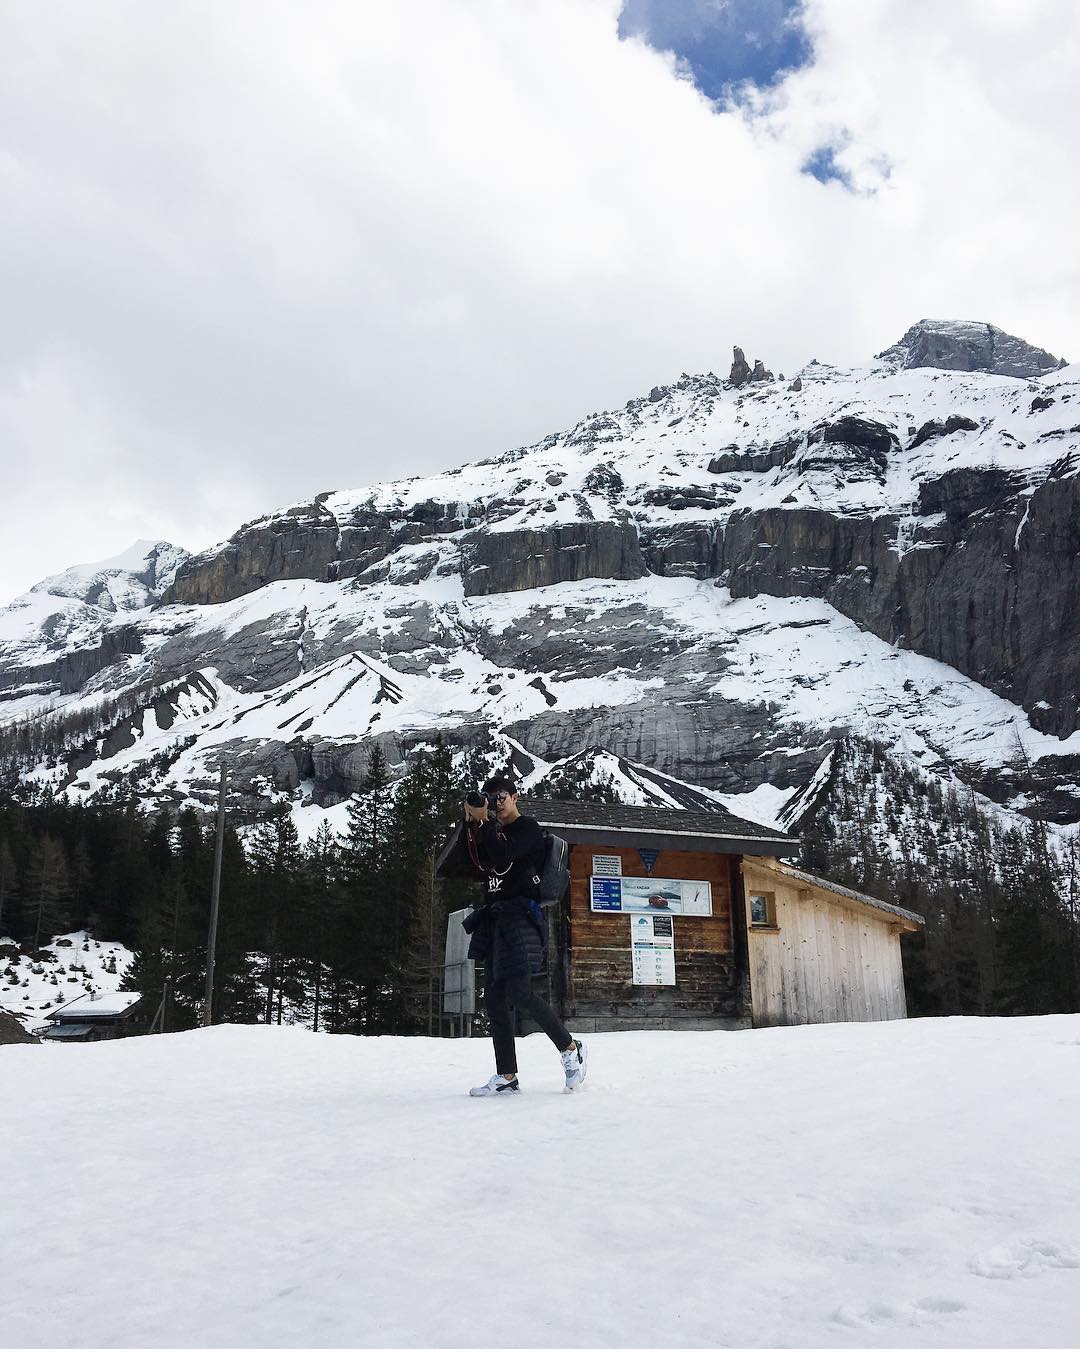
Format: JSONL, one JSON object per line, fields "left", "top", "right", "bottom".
{"left": 46, "top": 992, "right": 143, "bottom": 1022}
{"left": 437, "top": 796, "right": 799, "bottom": 874}
{"left": 41, "top": 1023, "right": 99, "bottom": 1040}
{"left": 519, "top": 797, "right": 798, "bottom": 853}
{"left": 765, "top": 862, "right": 926, "bottom": 930}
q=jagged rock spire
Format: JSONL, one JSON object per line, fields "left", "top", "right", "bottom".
{"left": 729, "top": 346, "right": 774, "bottom": 386}
{"left": 729, "top": 346, "right": 751, "bottom": 387}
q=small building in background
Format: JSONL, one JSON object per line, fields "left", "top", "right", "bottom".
{"left": 439, "top": 799, "right": 923, "bottom": 1033}
{"left": 41, "top": 991, "right": 148, "bottom": 1042}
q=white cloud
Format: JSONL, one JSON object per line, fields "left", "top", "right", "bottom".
{"left": 1, "top": 0, "right": 1077, "bottom": 602}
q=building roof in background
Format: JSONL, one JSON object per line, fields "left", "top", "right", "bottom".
{"left": 759, "top": 861, "right": 926, "bottom": 930}
{"left": 521, "top": 797, "right": 798, "bottom": 852}
{"left": 437, "top": 797, "right": 798, "bottom": 873}
{"left": 41, "top": 1023, "right": 99, "bottom": 1040}
{"left": 47, "top": 992, "right": 143, "bottom": 1021}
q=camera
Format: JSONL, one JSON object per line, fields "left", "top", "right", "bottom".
{"left": 465, "top": 790, "right": 496, "bottom": 813}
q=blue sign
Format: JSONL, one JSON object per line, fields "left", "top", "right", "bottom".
{"left": 638, "top": 848, "right": 661, "bottom": 875}
{"left": 591, "top": 878, "right": 623, "bottom": 911}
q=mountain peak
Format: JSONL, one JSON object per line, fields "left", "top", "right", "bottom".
{"left": 28, "top": 539, "right": 190, "bottom": 613}
{"left": 877, "top": 318, "right": 1065, "bottom": 378}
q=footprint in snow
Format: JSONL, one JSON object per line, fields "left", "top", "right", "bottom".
{"left": 833, "top": 1296, "right": 966, "bottom": 1329}
{"left": 970, "top": 1237, "right": 1080, "bottom": 1280}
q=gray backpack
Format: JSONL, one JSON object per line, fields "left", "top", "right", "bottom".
{"left": 537, "top": 831, "right": 569, "bottom": 907}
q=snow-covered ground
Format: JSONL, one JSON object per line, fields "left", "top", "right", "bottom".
{"left": 0, "top": 930, "right": 134, "bottom": 1031}
{"left": 3, "top": 1016, "right": 1078, "bottom": 1348}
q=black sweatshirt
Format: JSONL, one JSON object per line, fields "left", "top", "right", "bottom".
{"left": 464, "top": 814, "right": 545, "bottom": 901}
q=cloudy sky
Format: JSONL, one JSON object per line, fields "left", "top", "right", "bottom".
{"left": 2, "top": 0, "right": 1077, "bottom": 602}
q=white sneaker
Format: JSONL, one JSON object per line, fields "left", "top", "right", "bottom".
{"left": 469, "top": 1074, "right": 521, "bottom": 1097}
{"left": 560, "top": 1039, "right": 588, "bottom": 1090}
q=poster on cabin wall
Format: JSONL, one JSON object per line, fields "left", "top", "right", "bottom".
{"left": 590, "top": 876, "right": 712, "bottom": 916}
{"left": 630, "top": 914, "right": 675, "bottom": 985}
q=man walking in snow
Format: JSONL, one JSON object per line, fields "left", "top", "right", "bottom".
{"left": 459, "top": 776, "right": 587, "bottom": 1096}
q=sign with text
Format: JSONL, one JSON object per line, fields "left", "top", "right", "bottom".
{"left": 592, "top": 854, "right": 623, "bottom": 877}
{"left": 590, "top": 876, "right": 712, "bottom": 916}
{"left": 637, "top": 848, "right": 661, "bottom": 874}
{"left": 631, "top": 913, "right": 675, "bottom": 986}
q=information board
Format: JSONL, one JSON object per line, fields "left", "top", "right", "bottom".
{"left": 590, "top": 875, "right": 712, "bottom": 916}
{"left": 631, "top": 913, "right": 675, "bottom": 985}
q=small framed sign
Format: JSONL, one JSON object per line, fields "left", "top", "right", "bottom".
{"left": 592, "top": 855, "right": 623, "bottom": 877}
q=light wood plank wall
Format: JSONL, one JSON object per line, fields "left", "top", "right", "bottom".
{"left": 742, "top": 861, "right": 908, "bottom": 1027}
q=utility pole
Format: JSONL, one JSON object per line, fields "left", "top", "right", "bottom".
{"left": 203, "top": 763, "right": 227, "bottom": 1028}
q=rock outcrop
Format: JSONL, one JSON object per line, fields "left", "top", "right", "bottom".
{"left": 716, "top": 458, "right": 1080, "bottom": 739}
{"left": 506, "top": 696, "right": 823, "bottom": 796}
{"left": 910, "top": 414, "right": 979, "bottom": 448}
{"left": 0, "top": 625, "right": 144, "bottom": 700}
{"left": 0, "top": 1008, "right": 35, "bottom": 1045}
{"left": 460, "top": 519, "right": 647, "bottom": 597}
{"left": 879, "top": 319, "right": 1066, "bottom": 377}
{"left": 729, "top": 346, "right": 752, "bottom": 387}
{"left": 165, "top": 500, "right": 343, "bottom": 604}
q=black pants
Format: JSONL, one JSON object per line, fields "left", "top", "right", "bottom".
{"left": 484, "top": 965, "right": 572, "bottom": 1076}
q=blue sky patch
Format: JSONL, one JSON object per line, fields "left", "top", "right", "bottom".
{"left": 618, "top": 0, "right": 812, "bottom": 99}
{"left": 802, "top": 144, "right": 852, "bottom": 188}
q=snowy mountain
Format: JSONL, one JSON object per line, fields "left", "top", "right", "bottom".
{"left": 29, "top": 539, "right": 189, "bottom": 612}
{"left": 1, "top": 319, "right": 1077, "bottom": 838}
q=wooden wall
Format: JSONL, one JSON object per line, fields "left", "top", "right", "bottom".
{"left": 562, "top": 844, "right": 747, "bottom": 1032}
{"left": 742, "top": 860, "right": 908, "bottom": 1027}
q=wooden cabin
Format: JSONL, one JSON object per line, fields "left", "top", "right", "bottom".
{"left": 439, "top": 799, "right": 923, "bottom": 1032}
{"left": 41, "top": 991, "right": 148, "bottom": 1042}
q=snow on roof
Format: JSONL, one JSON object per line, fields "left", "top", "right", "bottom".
{"left": 47, "top": 991, "right": 144, "bottom": 1020}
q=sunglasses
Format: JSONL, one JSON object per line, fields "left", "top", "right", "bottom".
{"left": 492, "top": 792, "right": 511, "bottom": 803}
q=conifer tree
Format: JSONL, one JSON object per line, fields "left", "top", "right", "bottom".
{"left": 394, "top": 737, "right": 473, "bottom": 1033}
{"left": 0, "top": 835, "right": 18, "bottom": 939}
{"left": 253, "top": 808, "right": 304, "bottom": 1024}
{"left": 26, "top": 834, "right": 71, "bottom": 949}
{"left": 68, "top": 835, "right": 94, "bottom": 932}
{"left": 339, "top": 743, "right": 394, "bottom": 1031}
{"left": 302, "top": 821, "right": 342, "bottom": 1033}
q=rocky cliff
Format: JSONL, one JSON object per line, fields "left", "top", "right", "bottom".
{"left": 878, "top": 318, "right": 1066, "bottom": 378}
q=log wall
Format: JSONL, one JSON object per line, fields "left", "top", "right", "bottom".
{"left": 563, "top": 844, "right": 747, "bottom": 1032}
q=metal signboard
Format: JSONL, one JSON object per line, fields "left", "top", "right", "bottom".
{"left": 443, "top": 907, "right": 476, "bottom": 1015}
{"left": 590, "top": 875, "right": 712, "bottom": 916}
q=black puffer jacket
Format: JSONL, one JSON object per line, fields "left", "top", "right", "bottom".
{"left": 457, "top": 815, "right": 546, "bottom": 980}
{"left": 462, "top": 896, "right": 543, "bottom": 980}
